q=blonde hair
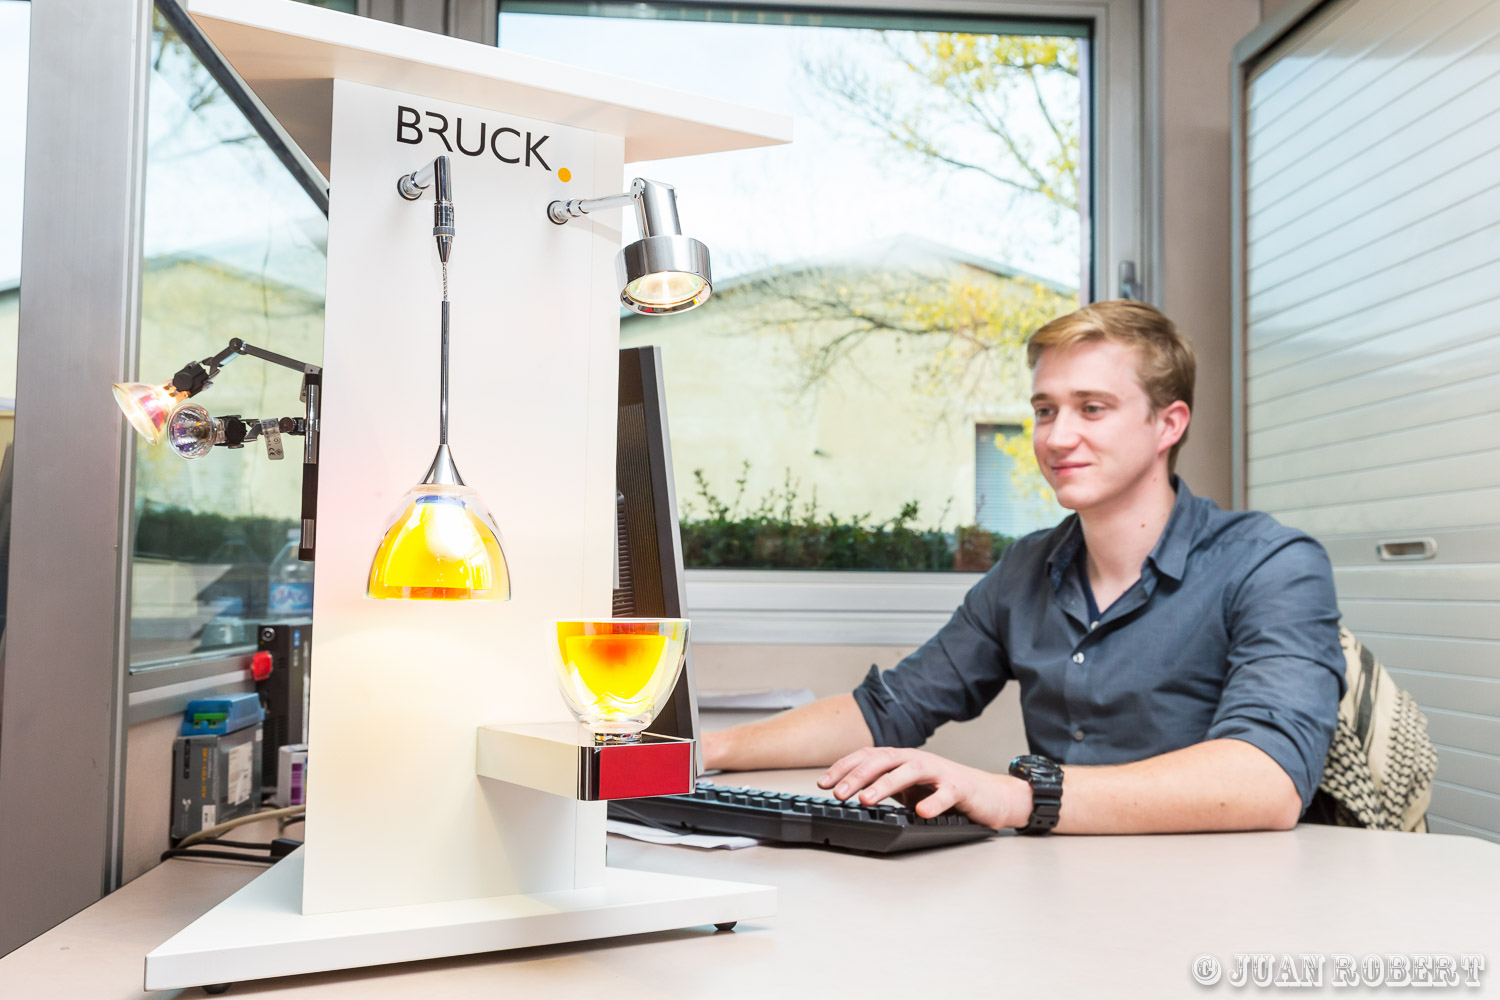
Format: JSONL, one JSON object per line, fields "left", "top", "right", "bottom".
{"left": 1025, "top": 300, "right": 1195, "bottom": 473}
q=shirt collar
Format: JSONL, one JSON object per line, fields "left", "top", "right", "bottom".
{"left": 1044, "top": 477, "right": 1196, "bottom": 589}
{"left": 1044, "top": 517, "right": 1084, "bottom": 591}
{"left": 1146, "top": 477, "right": 1196, "bottom": 583}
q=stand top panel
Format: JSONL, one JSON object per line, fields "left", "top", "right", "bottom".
{"left": 187, "top": 0, "right": 793, "bottom": 176}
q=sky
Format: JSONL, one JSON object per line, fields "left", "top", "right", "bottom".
{"left": 497, "top": 12, "right": 1083, "bottom": 287}
{"left": 0, "top": 5, "right": 326, "bottom": 294}
{"left": 1, "top": 8, "right": 1083, "bottom": 290}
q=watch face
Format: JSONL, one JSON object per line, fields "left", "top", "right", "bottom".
{"left": 1010, "top": 754, "right": 1056, "bottom": 779}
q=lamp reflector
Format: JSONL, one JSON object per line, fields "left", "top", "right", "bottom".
{"left": 366, "top": 484, "right": 511, "bottom": 601}
{"left": 166, "top": 403, "right": 218, "bottom": 459}
{"left": 625, "top": 271, "right": 708, "bottom": 310}
{"left": 112, "top": 381, "right": 178, "bottom": 446}
{"left": 616, "top": 234, "right": 712, "bottom": 316}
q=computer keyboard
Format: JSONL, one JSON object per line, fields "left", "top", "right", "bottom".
{"left": 608, "top": 779, "right": 997, "bottom": 854}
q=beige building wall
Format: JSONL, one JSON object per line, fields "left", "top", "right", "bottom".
{"left": 0, "top": 288, "right": 16, "bottom": 400}
{"left": 133, "top": 256, "right": 324, "bottom": 521}
{"left": 623, "top": 258, "right": 1069, "bottom": 534}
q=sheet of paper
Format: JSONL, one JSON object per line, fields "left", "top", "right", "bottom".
{"left": 226, "top": 742, "right": 253, "bottom": 805}
{"left": 606, "top": 819, "right": 758, "bottom": 850}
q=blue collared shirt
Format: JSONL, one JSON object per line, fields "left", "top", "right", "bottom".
{"left": 852, "top": 479, "right": 1346, "bottom": 811}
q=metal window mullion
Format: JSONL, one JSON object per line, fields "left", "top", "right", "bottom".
{"left": 0, "top": 0, "right": 154, "bottom": 956}
{"left": 155, "top": 0, "right": 329, "bottom": 216}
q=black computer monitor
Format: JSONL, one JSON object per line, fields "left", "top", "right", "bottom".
{"left": 614, "top": 346, "right": 702, "bottom": 769}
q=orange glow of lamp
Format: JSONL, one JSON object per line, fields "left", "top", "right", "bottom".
{"left": 368, "top": 155, "right": 511, "bottom": 602}
{"left": 111, "top": 381, "right": 185, "bottom": 445}
{"left": 553, "top": 619, "right": 689, "bottom": 741}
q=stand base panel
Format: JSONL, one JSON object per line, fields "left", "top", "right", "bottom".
{"left": 144, "top": 849, "right": 775, "bottom": 990}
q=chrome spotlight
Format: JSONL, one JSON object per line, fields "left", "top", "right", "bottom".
{"left": 166, "top": 403, "right": 220, "bottom": 459}
{"left": 547, "top": 178, "right": 712, "bottom": 316}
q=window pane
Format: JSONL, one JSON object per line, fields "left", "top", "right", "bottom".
{"left": 500, "top": 5, "right": 1082, "bottom": 570}
{"left": 0, "top": 0, "right": 30, "bottom": 651}
{"left": 976, "top": 423, "right": 1066, "bottom": 538}
{"left": 130, "top": 10, "right": 325, "bottom": 663}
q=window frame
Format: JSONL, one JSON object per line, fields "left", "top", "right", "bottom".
{"left": 118, "top": 0, "right": 331, "bottom": 708}
{"left": 570, "top": 0, "right": 1149, "bottom": 644}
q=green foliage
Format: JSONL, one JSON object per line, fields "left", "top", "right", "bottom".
{"left": 133, "top": 501, "right": 296, "bottom": 564}
{"left": 681, "top": 463, "right": 1013, "bottom": 571}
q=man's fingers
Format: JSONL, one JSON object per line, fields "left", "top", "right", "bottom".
{"left": 894, "top": 783, "right": 937, "bottom": 809}
{"left": 859, "top": 760, "right": 928, "bottom": 804}
{"left": 818, "top": 748, "right": 876, "bottom": 790}
{"left": 825, "top": 748, "right": 903, "bottom": 798}
{"left": 915, "top": 785, "right": 959, "bottom": 817}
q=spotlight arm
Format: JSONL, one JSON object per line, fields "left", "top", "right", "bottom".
{"left": 176, "top": 338, "right": 322, "bottom": 562}
{"left": 211, "top": 415, "right": 310, "bottom": 449}
{"left": 171, "top": 338, "right": 321, "bottom": 399}
{"left": 548, "top": 178, "right": 683, "bottom": 239}
{"left": 547, "top": 178, "right": 645, "bottom": 225}
{"left": 213, "top": 339, "right": 322, "bottom": 377}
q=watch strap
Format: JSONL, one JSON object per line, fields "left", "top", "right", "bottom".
{"left": 1009, "top": 754, "right": 1063, "bottom": 835}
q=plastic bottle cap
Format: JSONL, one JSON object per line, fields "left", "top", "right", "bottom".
{"left": 251, "top": 650, "right": 274, "bottom": 682}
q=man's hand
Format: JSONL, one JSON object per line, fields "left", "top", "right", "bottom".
{"left": 818, "top": 747, "right": 1032, "bottom": 830}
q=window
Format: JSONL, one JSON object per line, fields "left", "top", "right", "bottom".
{"left": 499, "top": 3, "right": 1084, "bottom": 574}
{"left": 129, "top": 8, "right": 326, "bottom": 664}
{"left": 0, "top": 0, "right": 30, "bottom": 653}
{"left": 975, "top": 423, "right": 1065, "bottom": 539}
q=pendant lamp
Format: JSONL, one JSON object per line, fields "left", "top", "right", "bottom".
{"left": 367, "top": 156, "right": 511, "bottom": 602}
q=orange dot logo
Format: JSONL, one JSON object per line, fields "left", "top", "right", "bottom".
{"left": 558, "top": 167, "right": 572, "bottom": 183}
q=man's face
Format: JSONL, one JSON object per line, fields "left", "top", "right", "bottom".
{"left": 1030, "top": 339, "right": 1180, "bottom": 513}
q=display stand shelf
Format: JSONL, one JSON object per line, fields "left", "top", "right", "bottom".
{"left": 477, "top": 723, "right": 695, "bottom": 800}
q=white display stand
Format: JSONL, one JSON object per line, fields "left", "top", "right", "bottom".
{"left": 145, "top": 1, "right": 790, "bottom": 990}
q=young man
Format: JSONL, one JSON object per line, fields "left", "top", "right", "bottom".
{"left": 701, "top": 301, "right": 1344, "bottom": 835}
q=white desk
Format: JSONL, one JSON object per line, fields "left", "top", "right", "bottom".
{"left": 1, "top": 769, "right": 1495, "bottom": 998}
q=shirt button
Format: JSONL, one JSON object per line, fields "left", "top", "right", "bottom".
{"left": 1072, "top": 728, "right": 1086, "bottom": 741}
{"left": 1090, "top": 621, "right": 1099, "bottom": 630}
{"left": 1072, "top": 652, "right": 1085, "bottom": 664}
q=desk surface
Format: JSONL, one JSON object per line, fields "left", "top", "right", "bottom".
{"left": 2, "top": 769, "right": 1495, "bottom": 999}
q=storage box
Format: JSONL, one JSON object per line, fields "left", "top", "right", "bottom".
{"left": 171, "top": 724, "right": 264, "bottom": 840}
{"left": 275, "top": 743, "right": 308, "bottom": 807}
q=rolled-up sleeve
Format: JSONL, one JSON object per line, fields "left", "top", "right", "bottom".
{"left": 1207, "top": 535, "right": 1345, "bottom": 812}
{"left": 852, "top": 563, "right": 1014, "bottom": 748}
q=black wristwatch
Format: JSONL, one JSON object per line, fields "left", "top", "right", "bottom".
{"left": 1008, "top": 754, "right": 1064, "bottom": 835}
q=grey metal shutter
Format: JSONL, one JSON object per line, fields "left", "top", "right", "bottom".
{"left": 974, "top": 424, "right": 1065, "bottom": 538}
{"left": 1244, "top": 0, "right": 1500, "bottom": 840}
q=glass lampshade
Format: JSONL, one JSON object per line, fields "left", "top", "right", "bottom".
{"left": 553, "top": 619, "right": 688, "bottom": 738}
{"left": 366, "top": 483, "right": 511, "bottom": 601}
{"left": 112, "top": 381, "right": 179, "bottom": 446}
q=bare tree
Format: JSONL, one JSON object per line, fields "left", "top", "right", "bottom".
{"left": 734, "top": 31, "right": 1082, "bottom": 407}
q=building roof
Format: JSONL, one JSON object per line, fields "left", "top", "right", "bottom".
{"left": 621, "top": 233, "right": 1076, "bottom": 320}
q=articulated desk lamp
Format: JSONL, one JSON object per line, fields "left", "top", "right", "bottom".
{"left": 113, "top": 340, "right": 322, "bottom": 559}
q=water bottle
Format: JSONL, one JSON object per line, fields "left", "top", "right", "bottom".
{"left": 267, "top": 528, "right": 314, "bottom": 617}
